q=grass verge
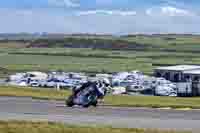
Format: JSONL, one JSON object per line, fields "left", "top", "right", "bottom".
{"left": 0, "top": 121, "right": 191, "bottom": 133}
{"left": 0, "top": 86, "right": 70, "bottom": 100}
{"left": 1, "top": 86, "right": 200, "bottom": 109}
{"left": 104, "top": 95, "right": 200, "bottom": 109}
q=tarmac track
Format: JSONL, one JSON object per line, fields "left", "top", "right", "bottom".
{"left": 0, "top": 97, "right": 199, "bottom": 132}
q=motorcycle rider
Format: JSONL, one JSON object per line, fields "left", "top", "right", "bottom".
{"left": 72, "top": 78, "right": 111, "bottom": 100}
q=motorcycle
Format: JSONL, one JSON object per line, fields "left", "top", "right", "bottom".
{"left": 66, "top": 85, "right": 99, "bottom": 108}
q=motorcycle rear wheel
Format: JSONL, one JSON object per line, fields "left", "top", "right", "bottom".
{"left": 82, "top": 94, "right": 97, "bottom": 108}
{"left": 66, "top": 95, "right": 75, "bottom": 107}
{"left": 91, "top": 100, "right": 98, "bottom": 107}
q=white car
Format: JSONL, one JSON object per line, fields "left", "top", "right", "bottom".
{"left": 9, "top": 80, "right": 28, "bottom": 87}
{"left": 155, "top": 85, "right": 177, "bottom": 97}
{"left": 45, "top": 81, "right": 57, "bottom": 87}
{"left": 126, "top": 84, "right": 146, "bottom": 93}
{"left": 111, "top": 87, "right": 126, "bottom": 95}
{"left": 29, "top": 80, "right": 40, "bottom": 87}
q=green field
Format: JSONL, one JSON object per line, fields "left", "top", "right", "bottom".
{"left": 0, "top": 48, "right": 200, "bottom": 78}
{"left": 0, "top": 52, "right": 152, "bottom": 74}
{"left": 0, "top": 35, "right": 200, "bottom": 78}
{"left": 2, "top": 86, "right": 200, "bottom": 109}
{"left": 0, "top": 121, "right": 190, "bottom": 133}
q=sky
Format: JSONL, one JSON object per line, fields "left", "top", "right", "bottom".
{"left": 0, "top": 0, "right": 200, "bottom": 34}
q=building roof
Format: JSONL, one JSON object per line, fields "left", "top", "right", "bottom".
{"left": 155, "top": 65, "right": 200, "bottom": 71}
{"left": 183, "top": 70, "right": 200, "bottom": 75}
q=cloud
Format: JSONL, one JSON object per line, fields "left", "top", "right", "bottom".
{"left": 48, "top": 0, "right": 80, "bottom": 7}
{"left": 146, "top": 6, "right": 195, "bottom": 17}
{"left": 76, "top": 10, "right": 137, "bottom": 16}
{"left": 161, "top": 0, "right": 186, "bottom": 7}
{"left": 161, "top": 6, "right": 194, "bottom": 16}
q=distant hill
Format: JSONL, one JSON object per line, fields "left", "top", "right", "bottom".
{"left": 0, "top": 33, "right": 115, "bottom": 40}
{"left": 0, "top": 33, "right": 200, "bottom": 52}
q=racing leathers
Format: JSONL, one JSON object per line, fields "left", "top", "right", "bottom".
{"left": 72, "top": 80, "right": 109, "bottom": 99}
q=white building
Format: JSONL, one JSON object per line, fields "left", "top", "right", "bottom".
{"left": 154, "top": 65, "right": 200, "bottom": 96}
{"left": 154, "top": 65, "right": 200, "bottom": 82}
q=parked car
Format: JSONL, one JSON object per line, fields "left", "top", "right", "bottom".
{"left": 155, "top": 85, "right": 177, "bottom": 97}
{"left": 29, "top": 80, "right": 40, "bottom": 87}
{"left": 9, "top": 79, "right": 28, "bottom": 87}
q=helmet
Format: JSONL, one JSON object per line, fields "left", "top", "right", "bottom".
{"left": 102, "top": 78, "right": 110, "bottom": 86}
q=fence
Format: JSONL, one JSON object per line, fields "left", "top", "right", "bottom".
{"left": 176, "top": 81, "right": 200, "bottom": 97}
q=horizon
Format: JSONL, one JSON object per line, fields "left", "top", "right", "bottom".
{"left": 0, "top": 32, "right": 200, "bottom": 36}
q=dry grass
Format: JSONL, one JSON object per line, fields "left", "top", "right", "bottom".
{"left": 0, "top": 121, "right": 191, "bottom": 133}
